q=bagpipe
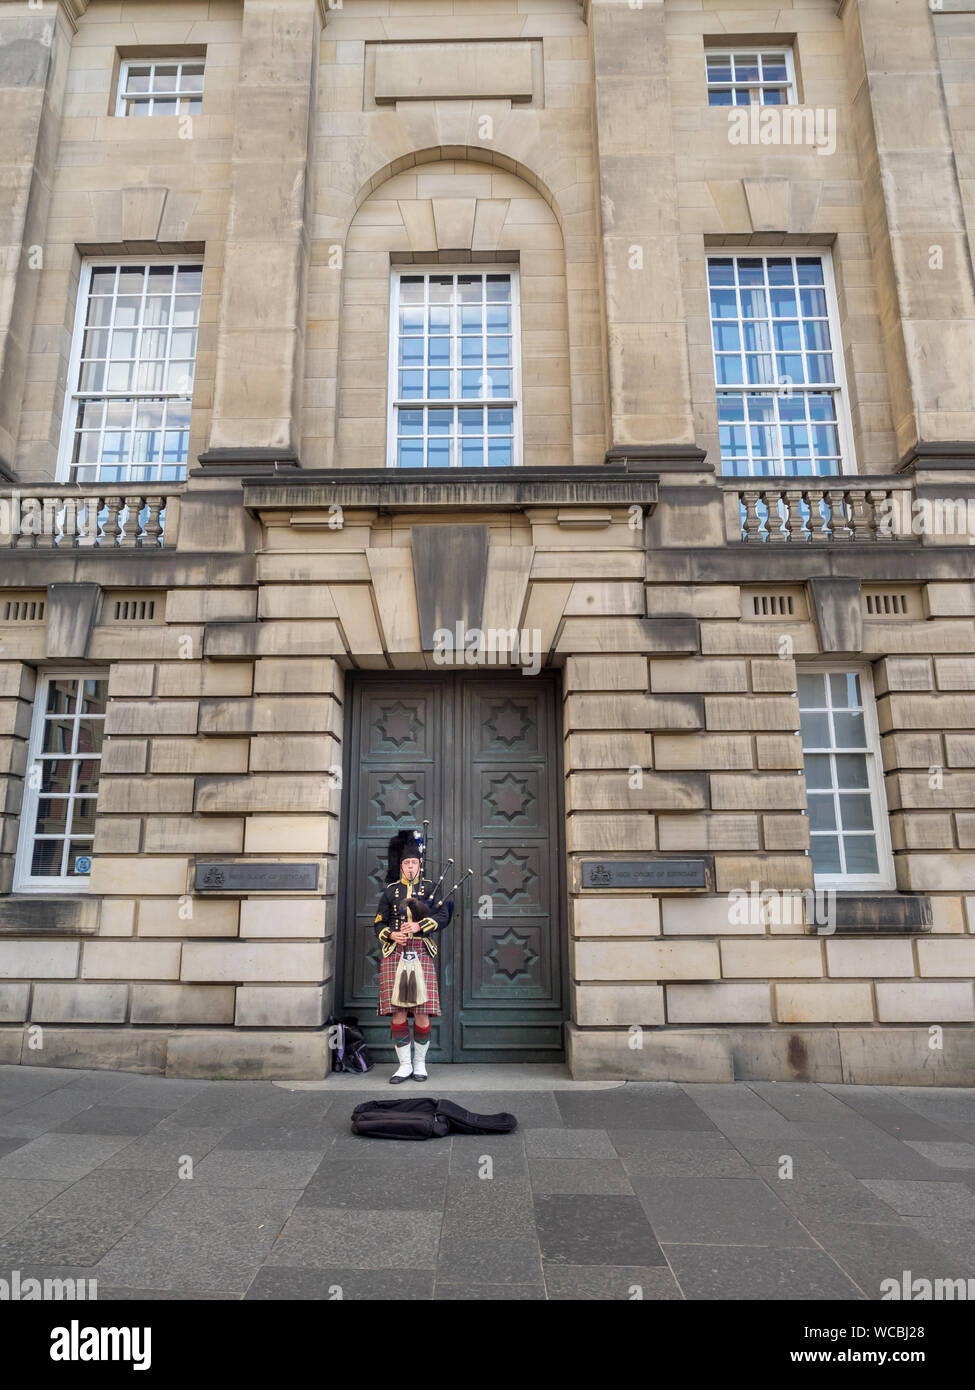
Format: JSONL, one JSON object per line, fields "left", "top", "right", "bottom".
{"left": 387, "top": 822, "right": 473, "bottom": 1009}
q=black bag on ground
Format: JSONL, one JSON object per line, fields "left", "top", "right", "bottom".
{"left": 433, "top": 1098, "right": 517, "bottom": 1135}
{"left": 351, "top": 1098, "right": 449, "bottom": 1140}
{"left": 350, "top": 1097, "right": 517, "bottom": 1140}
{"left": 326, "top": 1015, "right": 375, "bottom": 1075}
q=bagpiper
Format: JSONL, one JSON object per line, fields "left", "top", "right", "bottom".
{"left": 374, "top": 829, "right": 450, "bottom": 1083}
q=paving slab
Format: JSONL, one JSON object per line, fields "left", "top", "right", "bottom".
{"left": 664, "top": 1244, "right": 866, "bottom": 1301}
{"left": 534, "top": 1193, "right": 667, "bottom": 1266}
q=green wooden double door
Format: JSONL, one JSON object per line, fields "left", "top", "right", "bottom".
{"left": 337, "top": 672, "right": 566, "bottom": 1062}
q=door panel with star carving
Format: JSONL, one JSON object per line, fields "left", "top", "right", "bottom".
{"left": 337, "top": 673, "right": 565, "bottom": 1062}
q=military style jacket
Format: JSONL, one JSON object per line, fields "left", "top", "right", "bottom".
{"left": 374, "top": 875, "right": 451, "bottom": 959}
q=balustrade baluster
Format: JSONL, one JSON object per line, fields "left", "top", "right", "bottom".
{"left": 805, "top": 489, "right": 827, "bottom": 542}
{"left": 763, "top": 489, "right": 788, "bottom": 542}
{"left": 741, "top": 489, "right": 763, "bottom": 542}
{"left": 102, "top": 496, "right": 123, "bottom": 547}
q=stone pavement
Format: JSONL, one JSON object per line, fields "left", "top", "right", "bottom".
{"left": 0, "top": 1063, "right": 974, "bottom": 1300}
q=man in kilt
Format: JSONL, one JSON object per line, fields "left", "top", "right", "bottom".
{"left": 374, "top": 830, "right": 450, "bottom": 1083}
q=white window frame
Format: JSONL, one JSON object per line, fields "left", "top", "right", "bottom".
{"left": 114, "top": 58, "right": 205, "bottom": 117}
{"left": 798, "top": 663, "right": 896, "bottom": 891}
{"left": 706, "top": 248, "right": 858, "bottom": 477}
{"left": 705, "top": 47, "right": 798, "bottom": 106}
{"left": 14, "top": 670, "right": 108, "bottom": 894}
{"left": 56, "top": 256, "right": 203, "bottom": 485}
{"left": 386, "top": 265, "right": 523, "bottom": 469}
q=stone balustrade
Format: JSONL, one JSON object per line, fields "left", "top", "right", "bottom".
{"left": 725, "top": 478, "right": 914, "bottom": 542}
{"left": 0, "top": 490, "right": 180, "bottom": 549}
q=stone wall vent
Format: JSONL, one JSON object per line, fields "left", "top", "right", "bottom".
{"left": 0, "top": 595, "right": 46, "bottom": 624}
{"left": 741, "top": 587, "right": 807, "bottom": 621}
{"left": 105, "top": 594, "right": 161, "bottom": 624}
{"left": 862, "top": 587, "right": 922, "bottom": 620}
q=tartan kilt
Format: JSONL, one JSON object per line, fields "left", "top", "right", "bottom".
{"left": 377, "top": 944, "right": 440, "bottom": 1016}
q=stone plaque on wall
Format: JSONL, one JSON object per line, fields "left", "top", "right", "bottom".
{"left": 194, "top": 863, "right": 320, "bottom": 893}
{"left": 581, "top": 859, "right": 708, "bottom": 890}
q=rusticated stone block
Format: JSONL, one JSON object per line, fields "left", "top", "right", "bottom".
{"left": 649, "top": 659, "right": 746, "bottom": 693}
{"left": 31, "top": 984, "right": 129, "bottom": 1023}
{"left": 572, "top": 984, "right": 665, "bottom": 1027}
{"left": 0, "top": 941, "right": 80, "bottom": 978}
{"left": 710, "top": 774, "right": 806, "bottom": 811}
{"left": 0, "top": 983, "right": 30, "bottom": 1021}
{"left": 234, "top": 986, "right": 326, "bottom": 1027}
{"left": 774, "top": 983, "right": 874, "bottom": 1023}
{"left": 566, "top": 770, "right": 707, "bottom": 812}
{"left": 571, "top": 896, "right": 660, "bottom": 937}
{"left": 876, "top": 981, "right": 975, "bottom": 1022}
{"left": 565, "top": 814, "right": 656, "bottom": 853}
{"left": 654, "top": 734, "right": 753, "bottom": 770}
{"left": 131, "top": 985, "right": 236, "bottom": 1025}
{"left": 105, "top": 702, "right": 199, "bottom": 736}
{"left": 180, "top": 942, "right": 327, "bottom": 983}
{"left": 81, "top": 942, "right": 181, "bottom": 981}
{"left": 667, "top": 983, "right": 771, "bottom": 1023}
{"left": 573, "top": 939, "right": 719, "bottom": 981}
{"left": 239, "top": 899, "right": 329, "bottom": 938}
{"left": 720, "top": 940, "right": 823, "bottom": 978}
{"left": 705, "top": 696, "right": 800, "bottom": 732}
{"left": 564, "top": 656, "right": 648, "bottom": 691}
{"left": 195, "top": 775, "right": 340, "bottom": 815}
{"left": 198, "top": 696, "right": 340, "bottom": 736}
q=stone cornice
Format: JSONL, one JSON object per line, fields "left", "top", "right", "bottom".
{"left": 241, "top": 465, "right": 660, "bottom": 514}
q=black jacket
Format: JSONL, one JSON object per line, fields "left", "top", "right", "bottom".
{"left": 374, "top": 876, "right": 451, "bottom": 959}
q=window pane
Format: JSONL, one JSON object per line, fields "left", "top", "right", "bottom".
{"left": 844, "top": 837, "right": 879, "bottom": 875}
{"left": 829, "top": 672, "right": 860, "bottom": 707}
{"left": 834, "top": 754, "right": 868, "bottom": 789}
{"left": 46, "top": 679, "right": 78, "bottom": 715}
{"left": 809, "top": 835, "right": 841, "bottom": 876}
{"left": 31, "top": 840, "right": 64, "bottom": 877}
{"left": 42, "top": 721, "right": 74, "bottom": 755}
{"left": 807, "top": 795, "right": 836, "bottom": 832}
{"left": 839, "top": 794, "right": 874, "bottom": 832}
{"left": 799, "top": 710, "right": 830, "bottom": 746}
{"left": 804, "top": 754, "right": 832, "bottom": 790}
{"left": 832, "top": 711, "right": 867, "bottom": 748}
{"left": 36, "top": 799, "right": 70, "bottom": 836}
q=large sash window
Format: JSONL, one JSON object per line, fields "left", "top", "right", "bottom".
{"left": 388, "top": 268, "right": 521, "bottom": 468}
{"left": 58, "top": 260, "right": 202, "bottom": 485}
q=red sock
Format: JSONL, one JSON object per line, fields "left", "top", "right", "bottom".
{"left": 391, "top": 1020, "right": 410, "bottom": 1046}
{"left": 413, "top": 1019, "right": 431, "bottom": 1042}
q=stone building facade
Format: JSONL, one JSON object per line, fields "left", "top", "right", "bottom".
{"left": 0, "top": 0, "right": 973, "bottom": 1082}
